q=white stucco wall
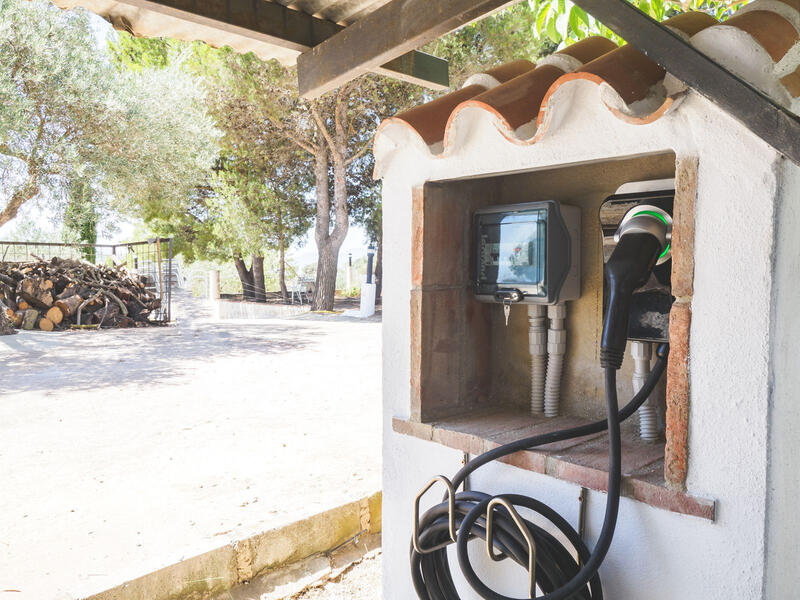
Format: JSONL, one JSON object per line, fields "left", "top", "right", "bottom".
{"left": 380, "top": 83, "right": 786, "bottom": 599}
{"left": 764, "top": 158, "right": 800, "bottom": 598}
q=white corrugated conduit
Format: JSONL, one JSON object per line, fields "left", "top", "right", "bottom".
{"left": 528, "top": 304, "right": 548, "bottom": 414}
{"left": 544, "top": 303, "right": 567, "bottom": 417}
{"left": 631, "top": 340, "right": 659, "bottom": 441}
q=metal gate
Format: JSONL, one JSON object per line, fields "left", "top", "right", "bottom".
{"left": 0, "top": 238, "right": 174, "bottom": 322}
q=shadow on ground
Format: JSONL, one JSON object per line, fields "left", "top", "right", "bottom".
{"left": 0, "top": 315, "right": 320, "bottom": 395}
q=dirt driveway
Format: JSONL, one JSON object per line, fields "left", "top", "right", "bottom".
{"left": 0, "top": 293, "right": 381, "bottom": 600}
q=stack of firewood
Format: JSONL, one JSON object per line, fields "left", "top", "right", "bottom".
{"left": 0, "top": 257, "right": 162, "bottom": 331}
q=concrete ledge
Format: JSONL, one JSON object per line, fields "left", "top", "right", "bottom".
{"left": 86, "top": 491, "right": 381, "bottom": 600}
{"left": 214, "top": 300, "right": 310, "bottom": 319}
{"left": 394, "top": 410, "right": 716, "bottom": 521}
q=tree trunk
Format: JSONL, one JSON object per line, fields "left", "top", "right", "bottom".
{"left": 312, "top": 146, "right": 349, "bottom": 311}
{"left": 252, "top": 254, "right": 266, "bottom": 302}
{"left": 0, "top": 180, "right": 39, "bottom": 229}
{"left": 315, "top": 244, "right": 340, "bottom": 311}
{"left": 234, "top": 256, "right": 254, "bottom": 299}
{"left": 278, "top": 216, "right": 288, "bottom": 302}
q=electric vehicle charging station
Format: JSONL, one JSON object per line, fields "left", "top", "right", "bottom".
{"left": 374, "top": 8, "right": 800, "bottom": 595}
{"left": 409, "top": 188, "right": 673, "bottom": 599}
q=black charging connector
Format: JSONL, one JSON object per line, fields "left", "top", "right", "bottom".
{"left": 601, "top": 212, "right": 669, "bottom": 369}
{"left": 600, "top": 233, "right": 662, "bottom": 369}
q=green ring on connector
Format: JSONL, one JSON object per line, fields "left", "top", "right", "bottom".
{"left": 633, "top": 210, "right": 671, "bottom": 259}
{"left": 633, "top": 210, "right": 669, "bottom": 225}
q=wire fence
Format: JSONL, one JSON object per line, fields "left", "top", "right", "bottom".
{"left": 0, "top": 238, "right": 174, "bottom": 322}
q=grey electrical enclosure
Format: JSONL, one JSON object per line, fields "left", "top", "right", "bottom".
{"left": 474, "top": 201, "right": 580, "bottom": 305}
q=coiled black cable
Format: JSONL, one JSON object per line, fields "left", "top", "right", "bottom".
{"left": 411, "top": 344, "right": 669, "bottom": 600}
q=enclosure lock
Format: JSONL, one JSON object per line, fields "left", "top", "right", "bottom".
{"left": 495, "top": 289, "right": 523, "bottom": 327}
{"left": 494, "top": 288, "right": 524, "bottom": 303}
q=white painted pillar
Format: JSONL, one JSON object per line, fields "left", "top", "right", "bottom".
{"left": 208, "top": 270, "right": 221, "bottom": 300}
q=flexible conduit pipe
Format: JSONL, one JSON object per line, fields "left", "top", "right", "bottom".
{"left": 544, "top": 303, "right": 567, "bottom": 417}
{"left": 631, "top": 341, "right": 658, "bottom": 441}
{"left": 528, "top": 305, "right": 548, "bottom": 414}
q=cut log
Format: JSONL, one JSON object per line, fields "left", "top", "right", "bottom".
{"left": 19, "top": 277, "right": 54, "bottom": 308}
{"left": 21, "top": 309, "right": 39, "bottom": 330}
{"left": 38, "top": 317, "right": 54, "bottom": 331}
{"left": 117, "top": 316, "right": 135, "bottom": 328}
{"left": 54, "top": 294, "right": 82, "bottom": 318}
{"left": 2, "top": 257, "right": 162, "bottom": 330}
{"left": 45, "top": 305, "right": 64, "bottom": 325}
{"left": 0, "top": 309, "right": 13, "bottom": 335}
{"left": 2, "top": 295, "right": 18, "bottom": 312}
{"left": 56, "top": 283, "right": 78, "bottom": 300}
{"left": 11, "top": 311, "right": 23, "bottom": 328}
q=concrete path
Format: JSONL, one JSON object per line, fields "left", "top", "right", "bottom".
{"left": 0, "top": 293, "right": 381, "bottom": 600}
{"left": 291, "top": 551, "right": 380, "bottom": 600}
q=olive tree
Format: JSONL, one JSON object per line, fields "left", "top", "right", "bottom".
{"left": 0, "top": 0, "right": 217, "bottom": 231}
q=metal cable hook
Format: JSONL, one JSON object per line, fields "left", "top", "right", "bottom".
{"left": 413, "top": 475, "right": 457, "bottom": 554}
{"left": 486, "top": 497, "right": 537, "bottom": 598}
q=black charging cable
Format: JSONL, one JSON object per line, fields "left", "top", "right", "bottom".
{"left": 411, "top": 349, "right": 667, "bottom": 600}
{"left": 411, "top": 213, "right": 669, "bottom": 600}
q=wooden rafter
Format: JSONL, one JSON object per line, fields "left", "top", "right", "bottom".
{"left": 111, "top": 0, "right": 449, "bottom": 91}
{"left": 296, "top": 0, "right": 517, "bottom": 98}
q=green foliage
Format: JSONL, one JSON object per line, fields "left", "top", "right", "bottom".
{"left": 206, "top": 153, "right": 313, "bottom": 261}
{"left": 108, "top": 35, "right": 177, "bottom": 71}
{"left": 0, "top": 0, "right": 219, "bottom": 232}
{"left": 528, "top": 0, "right": 742, "bottom": 45}
{"left": 425, "top": 3, "right": 557, "bottom": 86}
{"left": 107, "top": 39, "right": 316, "bottom": 265}
{"left": 348, "top": 153, "right": 381, "bottom": 245}
{"left": 62, "top": 178, "right": 98, "bottom": 261}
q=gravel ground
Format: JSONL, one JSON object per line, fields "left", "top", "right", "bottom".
{"left": 0, "top": 291, "right": 381, "bottom": 600}
{"left": 293, "top": 553, "right": 382, "bottom": 600}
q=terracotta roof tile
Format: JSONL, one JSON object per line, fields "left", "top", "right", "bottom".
{"left": 724, "top": 10, "right": 799, "bottom": 61}
{"left": 663, "top": 9, "right": 721, "bottom": 36}
{"left": 449, "top": 37, "right": 618, "bottom": 134}
{"left": 458, "top": 64, "right": 566, "bottom": 132}
{"left": 374, "top": 0, "right": 800, "bottom": 164}
{"left": 557, "top": 36, "right": 620, "bottom": 63}
{"left": 478, "top": 59, "right": 538, "bottom": 84}
{"left": 782, "top": 69, "right": 800, "bottom": 96}
{"left": 383, "top": 59, "right": 535, "bottom": 146}
{"left": 576, "top": 44, "right": 666, "bottom": 104}
{"left": 392, "top": 84, "right": 487, "bottom": 146}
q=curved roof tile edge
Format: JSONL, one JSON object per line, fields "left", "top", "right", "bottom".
{"left": 373, "top": 1, "right": 800, "bottom": 178}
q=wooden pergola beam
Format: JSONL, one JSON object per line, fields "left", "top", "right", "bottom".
{"left": 112, "top": 0, "right": 449, "bottom": 91}
{"left": 296, "top": 0, "right": 517, "bottom": 98}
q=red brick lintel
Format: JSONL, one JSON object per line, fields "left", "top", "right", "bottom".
{"left": 392, "top": 408, "right": 715, "bottom": 521}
